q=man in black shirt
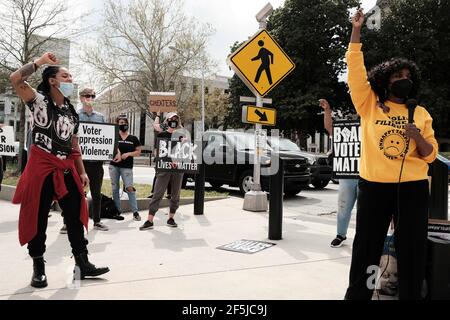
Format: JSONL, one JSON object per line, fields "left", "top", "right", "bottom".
{"left": 109, "top": 116, "right": 142, "bottom": 221}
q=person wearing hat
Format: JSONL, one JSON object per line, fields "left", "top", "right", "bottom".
{"left": 140, "top": 111, "right": 184, "bottom": 230}
{"left": 62, "top": 87, "right": 110, "bottom": 232}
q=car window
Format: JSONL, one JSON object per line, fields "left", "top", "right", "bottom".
{"left": 268, "top": 137, "right": 300, "bottom": 151}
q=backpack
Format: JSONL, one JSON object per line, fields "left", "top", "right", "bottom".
{"left": 98, "top": 194, "right": 124, "bottom": 220}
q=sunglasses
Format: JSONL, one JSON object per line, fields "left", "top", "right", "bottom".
{"left": 82, "top": 95, "right": 96, "bottom": 99}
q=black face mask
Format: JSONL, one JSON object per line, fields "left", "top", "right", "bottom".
{"left": 168, "top": 120, "right": 178, "bottom": 128}
{"left": 390, "top": 78, "right": 413, "bottom": 99}
{"left": 119, "top": 124, "right": 128, "bottom": 132}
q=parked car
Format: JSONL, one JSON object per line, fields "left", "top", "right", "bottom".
{"left": 184, "top": 130, "right": 311, "bottom": 196}
{"left": 267, "top": 136, "right": 332, "bottom": 189}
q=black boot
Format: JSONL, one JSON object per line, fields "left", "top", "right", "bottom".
{"left": 31, "top": 257, "right": 48, "bottom": 288}
{"left": 74, "top": 253, "right": 110, "bottom": 279}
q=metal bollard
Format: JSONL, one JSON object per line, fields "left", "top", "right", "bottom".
{"left": 194, "top": 163, "right": 205, "bottom": 215}
{"left": 269, "top": 156, "right": 283, "bottom": 240}
{"left": 429, "top": 158, "right": 448, "bottom": 220}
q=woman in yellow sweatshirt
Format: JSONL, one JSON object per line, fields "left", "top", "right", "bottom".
{"left": 344, "top": 9, "right": 438, "bottom": 300}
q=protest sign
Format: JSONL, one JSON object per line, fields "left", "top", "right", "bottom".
{"left": 332, "top": 120, "right": 361, "bottom": 179}
{"left": 0, "top": 126, "right": 17, "bottom": 156}
{"left": 78, "top": 122, "right": 118, "bottom": 161}
{"left": 154, "top": 137, "right": 200, "bottom": 174}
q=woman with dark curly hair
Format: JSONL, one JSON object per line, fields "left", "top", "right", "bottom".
{"left": 344, "top": 9, "right": 438, "bottom": 300}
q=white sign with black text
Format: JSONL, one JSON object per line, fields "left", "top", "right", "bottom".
{"left": 332, "top": 120, "right": 361, "bottom": 179}
{"left": 0, "top": 126, "right": 17, "bottom": 156}
{"left": 78, "top": 122, "right": 118, "bottom": 161}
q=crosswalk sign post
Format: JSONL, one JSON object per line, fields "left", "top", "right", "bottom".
{"left": 227, "top": 3, "right": 295, "bottom": 212}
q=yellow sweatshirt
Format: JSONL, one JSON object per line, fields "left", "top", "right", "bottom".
{"left": 346, "top": 42, "right": 438, "bottom": 183}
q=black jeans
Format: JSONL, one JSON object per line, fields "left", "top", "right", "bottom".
{"left": 345, "top": 178, "right": 429, "bottom": 300}
{"left": 83, "top": 161, "right": 104, "bottom": 223}
{"left": 28, "top": 173, "right": 88, "bottom": 257}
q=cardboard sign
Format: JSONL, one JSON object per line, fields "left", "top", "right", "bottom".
{"left": 78, "top": 122, "right": 118, "bottom": 161}
{"left": 149, "top": 92, "right": 177, "bottom": 112}
{"left": 0, "top": 126, "right": 17, "bottom": 156}
{"left": 154, "top": 137, "right": 200, "bottom": 174}
{"left": 332, "top": 120, "right": 361, "bottom": 179}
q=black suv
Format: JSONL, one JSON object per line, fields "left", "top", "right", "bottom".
{"left": 267, "top": 136, "right": 332, "bottom": 189}
{"left": 184, "top": 130, "right": 311, "bottom": 196}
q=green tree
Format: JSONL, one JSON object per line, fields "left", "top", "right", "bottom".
{"left": 361, "top": 0, "right": 450, "bottom": 142}
{"left": 225, "top": 0, "right": 358, "bottom": 147}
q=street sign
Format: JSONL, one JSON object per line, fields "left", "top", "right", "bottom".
{"left": 239, "top": 96, "right": 272, "bottom": 104}
{"left": 242, "top": 105, "right": 276, "bottom": 126}
{"left": 228, "top": 29, "right": 295, "bottom": 97}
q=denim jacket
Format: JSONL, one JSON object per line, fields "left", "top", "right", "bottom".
{"left": 78, "top": 110, "right": 106, "bottom": 123}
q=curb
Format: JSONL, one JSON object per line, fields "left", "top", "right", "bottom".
{"left": 0, "top": 184, "right": 228, "bottom": 212}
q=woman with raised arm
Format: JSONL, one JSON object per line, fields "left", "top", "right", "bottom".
{"left": 10, "top": 52, "right": 109, "bottom": 288}
{"left": 344, "top": 9, "right": 438, "bottom": 300}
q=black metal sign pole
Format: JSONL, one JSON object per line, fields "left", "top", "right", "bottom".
{"left": 429, "top": 158, "right": 449, "bottom": 220}
{"left": 269, "top": 156, "right": 283, "bottom": 240}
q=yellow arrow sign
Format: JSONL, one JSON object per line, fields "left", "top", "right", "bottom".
{"left": 242, "top": 105, "right": 276, "bottom": 126}
{"left": 228, "top": 29, "right": 295, "bottom": 97}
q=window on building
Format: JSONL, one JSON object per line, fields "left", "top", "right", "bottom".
{"left": 169, "top": 81, "right": 175, "bottom": 91}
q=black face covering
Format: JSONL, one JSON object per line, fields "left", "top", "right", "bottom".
{"left": 119, "top": 124, "right": 128, "bottom": 132}
{"left": 390, "top": 78, "right": 413, "bottom": 100}
{"left": 168, "top": 120, "right": 178, "bottom": 128}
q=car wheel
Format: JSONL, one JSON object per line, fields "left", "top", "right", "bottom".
{"left": 238, "top": 170, "right": 254, "bottom": 194}
{"left": 284, "top": 188, "right": 302, "bottom": 197}
{"left": 312, "top": 180, "right": 330, "bottom": 189}
{"left": 209, "top": 182, "right": 223, "bottom": 190}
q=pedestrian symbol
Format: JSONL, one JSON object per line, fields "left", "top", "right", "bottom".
{"left": 227, "top": 29, "right": 295, "bottom": 97}
{"left": 252, "top": 40, "right": 274, "bottom": 85}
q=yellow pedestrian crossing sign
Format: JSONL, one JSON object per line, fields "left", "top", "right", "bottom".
{"left": 242, "top": 105, "right": 276, "bottom": 126}
{"left": 227, "top": 29, "right": 295, "bottom": 97}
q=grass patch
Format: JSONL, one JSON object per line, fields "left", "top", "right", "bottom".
{"left": 1, "top": 162, "right": 228, "bottom": 199}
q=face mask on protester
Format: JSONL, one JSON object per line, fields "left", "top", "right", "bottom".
{"left": 168, "top": 120, "right": 178, "bottom": 128}
{"left": 57, "top": 82, "right": 75, "bottom": 98}
{"left": 119, "top": 124, "right": 128, "bottom": 132}
{"left": 390, "top": 78, "right": 413, "bottom": 100}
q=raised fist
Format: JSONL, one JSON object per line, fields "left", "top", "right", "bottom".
{"left": 38, "top": 52, "right": 59, "bottom": 66}
{"left": 351, "top": 9, "right": 365, "bottom": 29}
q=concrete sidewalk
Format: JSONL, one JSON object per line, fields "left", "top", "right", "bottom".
{"left": 0, "top": 190, "right": 355, "bottom": 300}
